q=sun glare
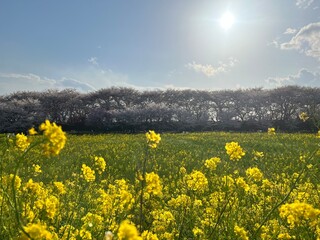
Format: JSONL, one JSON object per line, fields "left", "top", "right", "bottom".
{"left": 219, "top": 12, "right": 235, "bottom": 30}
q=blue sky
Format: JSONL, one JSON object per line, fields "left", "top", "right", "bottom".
{"left": 0, "top": 0, "right": 320, "bottom": 95}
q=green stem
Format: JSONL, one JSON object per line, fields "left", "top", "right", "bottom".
{"left": 139, "top": 146, "right": 148, "bottom": 232}
{"left": 177, "top": 206, "right": 188, "bottom": 240}
{"left": 208, "top": 191, "right": 235, "bottom": 239}
{"left": 9, "top": 141, "right": 41, "bottom": 239}
{"left": 11, "top": 157, "right": 32, "bottom": 239}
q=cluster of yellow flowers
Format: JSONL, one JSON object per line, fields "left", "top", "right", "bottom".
{"left": 53, "top": 181, "right": 66, "bottom": 195}
{"left": 268, "top": 127, "right": 276, "bottom": 135}
{"left": 185, "top": 170, "right": 208, "bottom": 193}
{"left": 145, "top": 130, "right": 161, "bottom": 148}
{"left": 117, "top": 220, "right": 142, "bottom": 240}
{"left": 168, "top": 194, "right": 192, "bottom": 209}
{"left": 22, "top": 222, "right": 53, "bottom": 240}
{"left": 235, "top": 177, "right": 250, "bottom": 192}
{"left": 204, "top": 157, "right": 221, "bottom": 171}
{"left": 15, "top": 133, "right": 30, "bottom": 151}
{"left": 1, "top": 174, "right": 22, "bottom": 190}
{"left": 225, "top": 141, "right": 245, "bottom": 161}
{"left": 22, "top": 179, "right": 60, "bottom": 221}
{"left": 14, "top": 120, "right": 67, "bottom": 156}
{"left": 145, "top": 172, "right": 162, "bottom": 197}
{"left": 94, "top": 156, "right": 106, "bottom": 174}
{"left": 39, "top": 120, "right": 67, "bottom": 156}
{"left": 234, "top": 225, "right": 249, "bottom": 240}
{"left": 150, "top": 209, "right": 175, "bottom": 238}
{"left": 246, "top": 167, "right": 263, "bottom": 182}
{"left": 279, "top": 201, "right": 320, "bottom": 228}
{"left": 81, "top": 164, "right": 96, "bottom": 182}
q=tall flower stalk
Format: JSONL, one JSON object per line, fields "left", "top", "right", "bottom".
{"left": 138, "top": 130, "right": 161, "bottom": 232}
{"left": 2, "top": 120, "right": 67, "bottom": 239}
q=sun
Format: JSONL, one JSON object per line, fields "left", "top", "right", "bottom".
{"left": 219, "top": 12, "right": 235, "bottom": 30}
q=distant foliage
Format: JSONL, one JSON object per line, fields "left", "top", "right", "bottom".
{"left": 0, "top": 86, "right": 319, "bottom": 133}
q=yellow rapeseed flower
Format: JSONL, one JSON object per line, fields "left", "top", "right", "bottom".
{"left": 15, "top": 133, "right": 30, "bottom": 151}
{"left": 81, "top": 212, "right": 104, "bottom": 231}
{"left": 53, "top": 181, "right": 66, "bottom": 195}
{"left": 117, "top": 220, "right": 142, "bottom": 240}
{"left": 145, "top": 172, "right": 162, "bottom": 196}
{"left": 107, "top": 179, "right": 135, "bottom": 213}
{"left": 44, "top": 195, "right": 59, "bottom": 219}
{"left": 28, "top": 127, "right": 38, "bottom": 135}
{"left": 192, "top": 227, "right": 204, "bottom": 238}
{"left": 150, "top": 209, "right": 175, "bottom": 234}
{"left": 94, "top": 156, "right": 106, "bottom": 174}
{"left": 268, "top": 127, "right": 276, "bottom": 135}
{"left": 141, "top": 231, "right": 159, "bottom": 240}
{"left": 146, "top": 130, "right": 161, "bottom": 148}
{"left": 204, "top": 157, "right": 221, "bottom": 171}
{"left": 22, "top": 222, "right": 53, "bottom": 240}
{"left": 24, "top": 179, "right": 45, "bottom": 196}
{"left": 33, "top": 164, "right": 42, "bottom": 174}
{"left": 185, "top": 170, "right": 208, "bottom": 193}
{"left": 39, "top": 120, "right": 66, "bottom": 156}
{"left": 279, "top": 201, "right": 320, "bottom": 228}
{"left": 2, "top": 174, "right": 22, "bottom": 190}
{"left": 81, "top": 164, "right": 96, "bottom": 182}
{"left": 299, "top": 112, "right": 309, "bottom": 122}
{"left": 234, "top": 225, "right": 249, "bottom": 240}
{"left": 225, "top": 142, "right": 245, "bottom": 161}
{"left": 168, "top": 194, "right": 191, "bottom": 208}
{"left": 236, "top": 177, "right": 250, "bottom": 192}
{"left": 253, "top": 150, "right": 264, "bottom": 160}
{"left": 179, "top": 167, "right": 187, "bottom": 175}
{"left": 246, "top": 167, "right": 263, "bottom": 182}
{"left": 221, "top": 175, "right": 235, "bottom": 189}
{"left": 278, "top": 233, "right": 293, "bottom": 239}
{"left": 79, "top": 229, "right": 92, "bottom": 239}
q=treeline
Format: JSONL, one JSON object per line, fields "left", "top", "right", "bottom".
{"left": 1, "top": 86, "right": 319, "bottom": 133}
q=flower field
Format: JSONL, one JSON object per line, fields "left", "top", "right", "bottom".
{"left": 1, "top": 121, "right": 320, "bottom": 239}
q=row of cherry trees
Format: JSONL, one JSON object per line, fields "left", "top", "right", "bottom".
{"left": 1, "top": 86, "right": 319, "bottom": 133}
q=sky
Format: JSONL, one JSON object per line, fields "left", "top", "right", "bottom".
{"left": 0, "top": 0, "right": 320, "bottom": 95}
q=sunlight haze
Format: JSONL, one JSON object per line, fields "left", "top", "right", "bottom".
{"left": 219, "top": 12, "right": 235, "bottom": 30}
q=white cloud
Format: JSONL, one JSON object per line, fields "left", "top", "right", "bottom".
{"left": 296, "top": 0, "right": 314, "bottom": 8}
{"left": 280, "top": 22, "right": 320, "bottom": 60}
{"left": 0, "top": 63, "right": 135, "bottom": 95}
{"left": 186, "top": 58, "right": 238, "bottom": 77}
{"left": 268, "top": 39, "right": 280, "bottom": 48}
{"left": 186, "top": 62, "right": 218, "bottom": 77}
{"left": 0, "top": 73, "right": 56, "bottom": 94}
{"left": 266, "top": 68, "right": 320, "bottom": 87}
{"left": 0, "top": 72, "right": 97, "bottom": 95}
{"left": 56, "top": 78, "right": 96, "bottom": 92}
{"left": 284, "top": 28, "right": 297, "bottom": 35}
{"left": 0, "top": 73, "right": 55, "bottom": 84}
{"left": 88, "top": 57, "right": 99, "bottom": 66}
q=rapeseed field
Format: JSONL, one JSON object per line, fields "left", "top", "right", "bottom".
{"left": 1, "top": 120, "right": 320, "bottom": 239}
